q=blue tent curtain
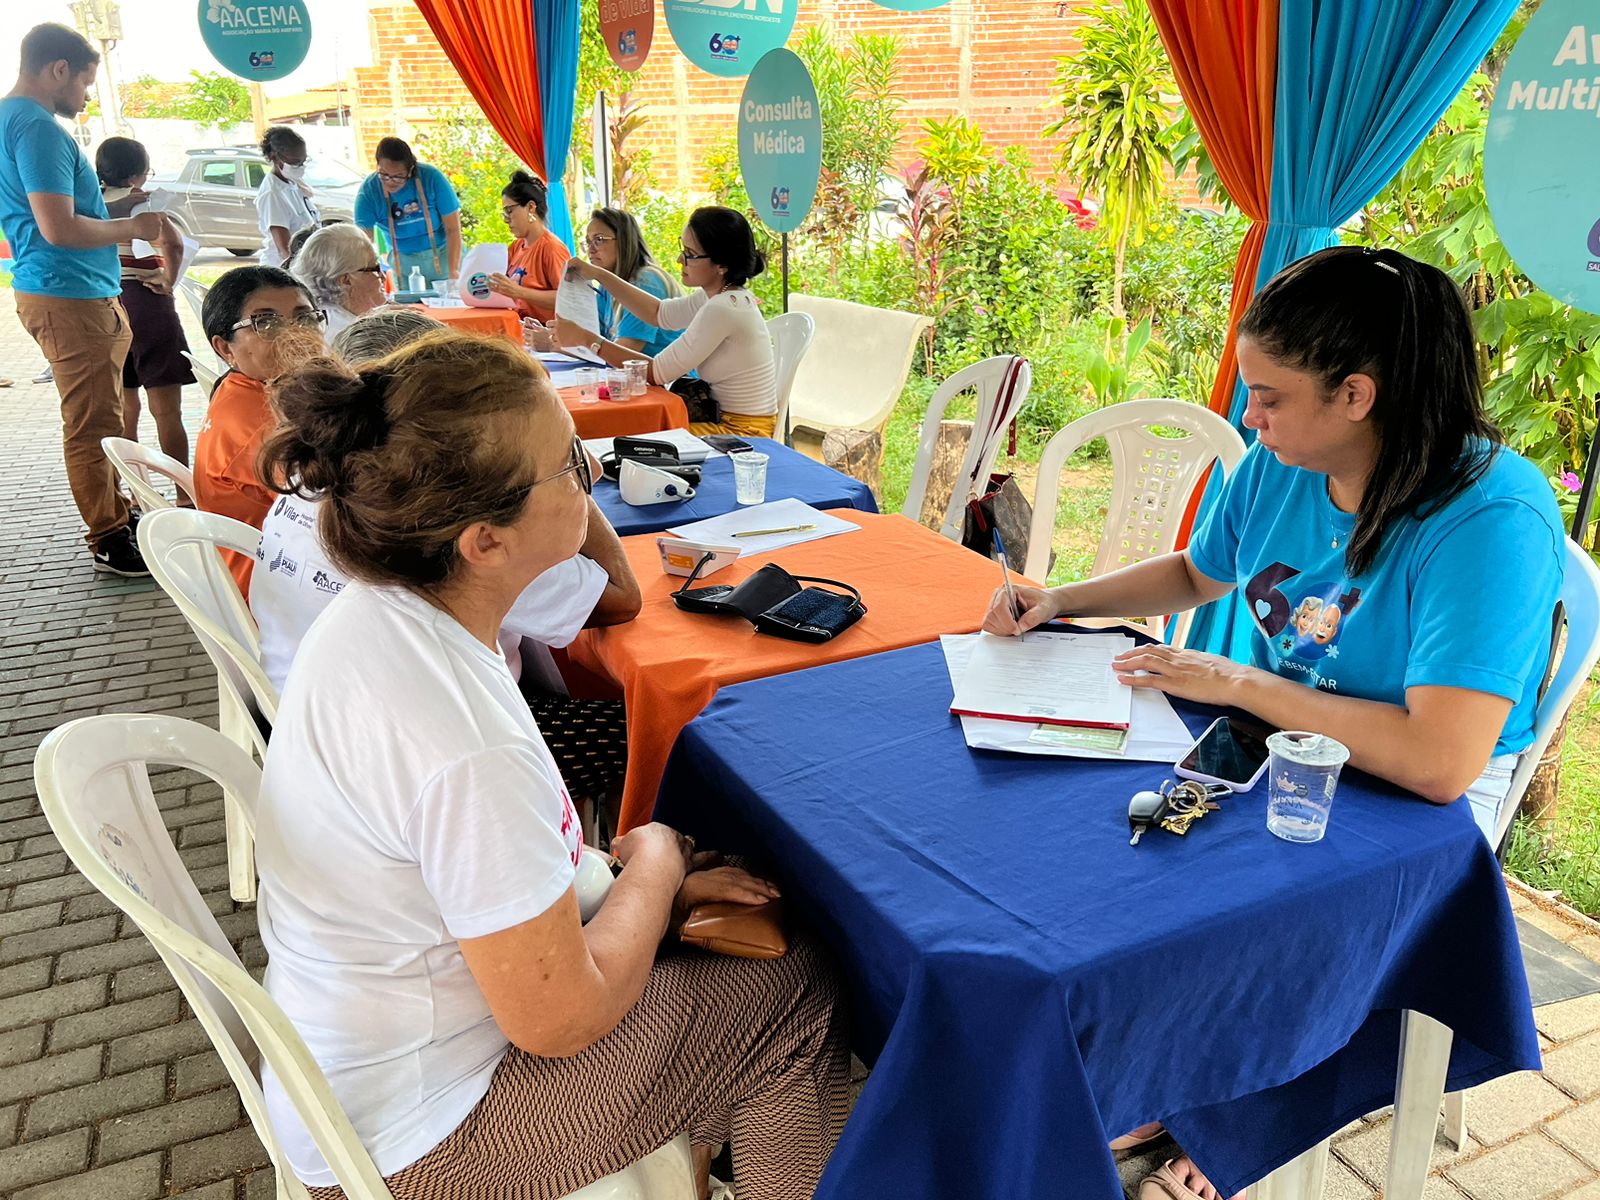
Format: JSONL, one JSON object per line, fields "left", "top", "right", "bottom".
{"left": 1183, "top": 0, "right": 1519, "bottom": 658}
{"left": 533, "top": 0, "right": 580, "bottom": 252}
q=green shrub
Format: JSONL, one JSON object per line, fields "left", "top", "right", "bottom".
{"left": 419, "top": 108, "right": 528, "bottom": 243}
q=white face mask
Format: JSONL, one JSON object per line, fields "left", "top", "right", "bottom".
{"left": 280, "top": 163, "right": 306, "bottom": 182}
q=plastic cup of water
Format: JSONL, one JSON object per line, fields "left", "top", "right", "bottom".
{"left": 575, "top": 368, "right": 600, "bottom": 405}
{"left": 731, "top": 451, "right": 769, "bottom": 505}
{"left": 1265, "top": 731, "right": 1351, "bottom": 843}
{"left": 626, "top": 359, "right": 648, "bottom": 396}
{"left": 606, "top": 368, "right": 631, "bottom": 402}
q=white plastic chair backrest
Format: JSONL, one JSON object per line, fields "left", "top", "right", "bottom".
{"left": 33, "top": 713, "right": 393, "bottom": 1200}
{"left": 1499, "top": 538, "right": 1600, "bottom": 848}
{"left": 900, "top": 355, "right": 1033, "bottom": 541}
{"left": 181, "top": 350, "right": 221, "bottom": 394}
{"left": 787, "top": 294, "right": 932, "bottom": 435}
{"left": 1029, "top": 399, "right": 1246, "bottom": 643}
{"left": 767, "top": 310, "right": 815, "bottom": 444}
{"left": 101, "top": 436, "right": 197, "bottom": 510}
{"left": 137, "top": 507, "right": 279, "bottom": 747}
{"left": 177, "top": 277, "right": 209, "bottom": 325}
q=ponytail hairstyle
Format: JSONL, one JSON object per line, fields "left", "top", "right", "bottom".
{"left": 1236, "top": 245, "right": 1501, "bottom": 577}
{"left": 686, "top": 205, "right": 765, "bottom": 287}
{"left": 259, "top": 331, "right": 558, "bottom": 588}
{"left": 503, "top": 169, "right": 549, "bottom": 221}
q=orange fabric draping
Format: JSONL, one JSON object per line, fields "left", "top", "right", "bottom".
{"left": 557, "top": 384, "right": 689, "bottom": 439}
{"left": 400, "top": 304, "right": 523, "bottom": 341}
{"left": 568, "top": 512, "right": 1014, "bottom": 833}
{"left": 1147, "top": 0, "right": 1279, "bottom": 538}
{"left": 411, "top": 0, "right": 544, "bottom": 173}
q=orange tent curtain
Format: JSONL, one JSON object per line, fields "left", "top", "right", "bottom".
{"left": 412, "top": 0, "right": 545, "bottom": 174}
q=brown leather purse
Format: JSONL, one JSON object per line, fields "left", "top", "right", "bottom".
{"left": 678, "top": 898, "right": 788, "bottom": 959}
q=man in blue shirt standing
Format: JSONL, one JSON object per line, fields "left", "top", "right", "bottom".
{"left": 2, "top": 24, "right": 168, "bottom": 575}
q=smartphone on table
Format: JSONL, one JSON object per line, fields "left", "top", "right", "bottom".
{"left": 703, "top": 435, "right": 755, "bottom": 454}
{"left": 1173, "top": 716, "right": 1273, "bottom": 792}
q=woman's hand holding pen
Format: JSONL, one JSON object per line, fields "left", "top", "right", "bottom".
{"left": 982, "top": 584, "right": 1062, "bottom": 636}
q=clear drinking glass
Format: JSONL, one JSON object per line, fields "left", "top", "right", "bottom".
{"left": 575, "top": 368, "right": 600, "bottom": 405}
{"left": 731, "top": 451, "right": 770, "bottom": 505}
{"left": 626, "top": 359, "right": 648, "bottom": 396}
{"left": 606, "top": 368, "right": 631, "bottom": 401}
{"left": 1265, "top": 731, "right": 1351, "bottom": 843}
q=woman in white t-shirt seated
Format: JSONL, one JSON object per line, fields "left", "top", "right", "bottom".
{"left": 252, "top": 306, "right": 641, "bottom": 805}
{"left": 556, "top": 206, "right": 777, "bottom": 438}
{"left": 253, "top": 329, "right": 849, "bottom": 1200}
{"left": 290, "top": 223, "right": 388, "bottom": 344}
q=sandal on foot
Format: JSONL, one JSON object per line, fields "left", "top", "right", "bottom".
{"left": 1111, "top": 1122, "right": 1171, "bottom": 1159}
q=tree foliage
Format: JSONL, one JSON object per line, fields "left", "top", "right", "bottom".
{"left": 1044, "top": 0, "right": 1175, "bottom": 315}
{"left": 419, "top": 108, "right": 528, "bottom": 240}
{"left": 138, "top": 71, "right": 250, "bottom": 128}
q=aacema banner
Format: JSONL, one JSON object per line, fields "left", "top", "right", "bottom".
{"left": 665, "top": 0, "right": 797, "bottom": 78}
{"left": 1485, "top": 0, "right": 1600, "bottom": 312}
{"left": 199, "top": 0, "right": 311, "bottom": 82}
{"left": 738, "top": 48, "right": 821, "bottom": 235}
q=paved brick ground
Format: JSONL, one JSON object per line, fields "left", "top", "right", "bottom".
{"left": 1, "top": 285, "right": 1599, "bottom": 1198}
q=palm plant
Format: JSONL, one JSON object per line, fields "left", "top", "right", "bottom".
{"left": 1044, "top": 0, "right": 1176, "bottom": 316}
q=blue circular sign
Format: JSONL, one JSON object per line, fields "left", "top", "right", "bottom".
{"left": 738, "top": 49, "right": 821, "bottom": 235}
{"left": 1484, "top": 0, "right": 1600, "bottom": 313}
{"left": 664, "top": 0, "right": 796, "bottom": 78}
{"left": 199, "top": 0, "right": 312, "bottom": 82}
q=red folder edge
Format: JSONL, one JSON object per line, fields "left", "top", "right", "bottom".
{"left": 949, "top": 705, "right": 1130, "bottom": 732}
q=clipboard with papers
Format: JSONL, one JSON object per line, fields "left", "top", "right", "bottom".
{"left": 948, "top": 629, "right": 1134, "bottom": 730}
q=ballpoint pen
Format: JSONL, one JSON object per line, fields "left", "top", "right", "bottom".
{"left": 731, "top": 523, "right": 817, "bottom": 538}
{"left": 992, "top": 527, "right": 1024, "bottom": 641}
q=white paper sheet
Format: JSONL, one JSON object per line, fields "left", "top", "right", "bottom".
{"left": 667, "top": 498, "right": 858, "bottom": 556}
{"left": 128, "top": 187, "right": 176, "bottom": 216}
{"left": 130, "top": 233, "right": 199, "bottom": 287}
{"left": 950, "top": 630, "right": 1133, "bottom": 729}
{"left": 584, "top": 430, "right": 722, "bottom": 463}
{"left": 555, "top": 277, "right": 601, "bottom": 335}
{"left": 940, "top": 634, "right": 1196, "bottom": 763}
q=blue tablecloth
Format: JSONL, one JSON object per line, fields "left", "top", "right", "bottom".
{"left": 593, "top": 438, "right": 878, "bottom": 536}
{"left": 658, "top": 635, "right": 1540, "bottom": 1200}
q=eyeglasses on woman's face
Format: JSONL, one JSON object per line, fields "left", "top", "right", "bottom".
{"left": 228, "top": 309, "right": 327, "bottom": 338}
{"left": 677, "top": 246, "right": 709, "bottom": 263}
{"left": 502, "top": 202, "right": 529, "bottom": 222}
{"left": 348, "top": 264, "right": 383, "bottom": 276}
{"left": 585, "top": 234, "right": 615, "bottom": 252}
{"left": 376, "top": 170, "right": 411, "bottom": 184}
{"left": 529, "top": 434, "right": 593, "bottom": 496}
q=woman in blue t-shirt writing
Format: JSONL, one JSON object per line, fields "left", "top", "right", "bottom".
{"left": 989, "top": 245, "right": 1565, "bottom": 1200}
{"left": 989, "top": 246, "right": 1564, "bottom": 836}
{"left": 354, "top": 135, "right": 461, "bottom": 286}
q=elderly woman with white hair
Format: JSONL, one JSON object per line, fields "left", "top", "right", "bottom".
{"left": 292, "top": 222, "right": 387, "bottom": 343}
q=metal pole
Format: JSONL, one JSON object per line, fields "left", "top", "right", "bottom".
{"left": 1571, "top": 423, "right": 1600, "bottom": 548}
{"left": 781, "top": 232, "right": 789, "bottom": 314}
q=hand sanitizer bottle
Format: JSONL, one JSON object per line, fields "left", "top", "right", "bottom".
{"left": 407, "top": 266, "right": 426, "bottom": 295}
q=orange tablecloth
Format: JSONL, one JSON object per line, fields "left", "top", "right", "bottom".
{"left": 558, "top": 385, "right": 690, "bottom": 439}
{"left": 569, "top": 511, "right": 1009, "bottom": 832}
{"left": 401, "top": 304, "right": 521, "bottom": 341}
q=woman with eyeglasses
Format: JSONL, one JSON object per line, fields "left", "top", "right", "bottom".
{"left": 194, "top": 265, "right": 325, "bottom": 595}
{"left": 353, "top": 135, "right": 462, "bottom": 285}
{"left": 557, "top": 206, "right": 777, "bottom": 438}
{"left": 528, "top": 206, "right": 683, "bottom": 361}
{"left": 252, "top": 330, "right": 848, "bottom": 1200}
{"left": 486, "top": 170, "right": 570, "bottom": 323}
{"left": 291, "top": 223, "right": 388, "bottom": 344}
{"left": 257, "top": 127, "right": 319, "bottom": 270}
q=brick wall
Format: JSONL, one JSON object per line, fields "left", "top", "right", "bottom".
{"left": 352, "top": 0, "right": 1092, "bottom": 190}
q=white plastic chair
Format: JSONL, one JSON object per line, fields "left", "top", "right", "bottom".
{"left": 1028, "top": 399, "right": 1246, "bottom": 645}
{"left": 786, "top": 294, "right": 932, "bottom": 439}
{"left": 767, "top": 310, "right": 815, "bottom": 446}
{"left": 33, "top": 713, "right": 695, "bottom": 1200}
{"left": 138, "top": 507, "right": 278, "bottom": 903}
{"left": 1411, "top": 537, "right": 1600, "bottom": 1175}
{"left": 101, "top": 436, "right": 196, "bottom": 511}
{"left": 900, "top": 355, "right": 1033, "bottom": 542}
{"left": 182, "top": 349, "right": 222, "bottom": 394}
{"left": 177, "top": 276, "right": 209, "bottom": 325}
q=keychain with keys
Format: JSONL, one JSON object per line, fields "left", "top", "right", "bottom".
{"left": 1128, "top": 788, "right": 1170, "bottom": 846}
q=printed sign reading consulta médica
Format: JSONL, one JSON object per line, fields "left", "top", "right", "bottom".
{"left": 737, "top": 48, "right": 822, "bottom": 236}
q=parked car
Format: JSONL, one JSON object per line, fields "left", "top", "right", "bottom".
{"left": 151, "top": 147, "right": 363, "bottom": 256}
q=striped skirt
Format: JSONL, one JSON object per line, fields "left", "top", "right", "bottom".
{"left": 309, "top": 936, "right": 849, "bottom": 1200}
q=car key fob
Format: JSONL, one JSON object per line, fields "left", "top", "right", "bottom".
{"left": 1128, "top": 789, "right": 1169, "bottom": 846}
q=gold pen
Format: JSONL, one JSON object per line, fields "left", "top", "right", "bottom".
{"left": 731, "top": 523, "right": 817, "bottom": 538}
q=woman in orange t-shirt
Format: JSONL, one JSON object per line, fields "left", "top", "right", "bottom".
{"left": 194, "top": 265, "right": 325, "bottom": 597}
{"left": 486, "top": 170, "right": 569, "bottom": 323}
